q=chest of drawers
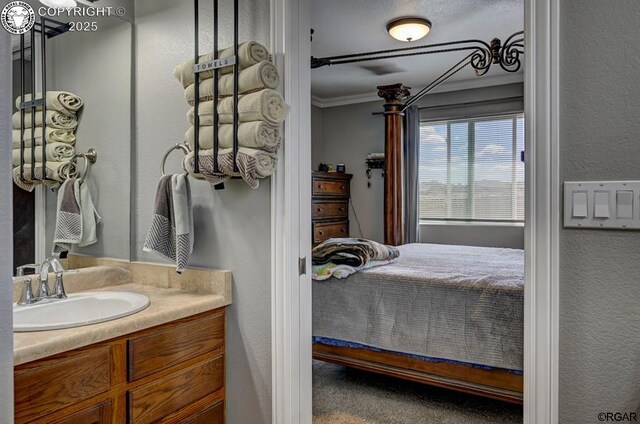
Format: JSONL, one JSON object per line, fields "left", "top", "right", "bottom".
{"left": 312, "top": 172, "right": 352, "bottom": 245}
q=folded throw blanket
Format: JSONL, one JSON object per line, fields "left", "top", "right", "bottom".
{"left": 184, "top": 147, "right": 278, "bottom": 189}
{"left": 312, "top": 238, "right": 400, "bottom": 267}
{"left": 52, "top": 178, "right": 101, "bottom": 254}
{"left": 186, "top": 122, "right": 281, "bottom": 152}
{"left": 173, "top": 41, "right": 270, "bottom": 87}
{"left": 12, "top": 111, "right": 78, "bottom": 130}
{"left": 187, "top": 89, "right": 287, "bottom": 127}
{"left": 12, "top": 161, "right": 77, "bottom": 192}
{"left": 12, "top": 143, "right": 75, "bottom": 166}
{"left": 312, "top": 259, "right": 395, "bottom": 281}
{"left": 185, "top": 61, "right": 280, "bottom": 102}
{"left": 15, "top": 91, "right": 83, "bottom": 115}
{"left": 143, "top": 174, "right": 194, "bottom": 273}
{"left": 13, "top": 127, "right": 76, "bottom": 146}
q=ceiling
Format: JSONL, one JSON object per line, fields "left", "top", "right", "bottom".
{"left": 311, "top": 0, "right": 524, "bottom": 102}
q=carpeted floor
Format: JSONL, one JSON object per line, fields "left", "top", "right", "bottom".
{"left": 313, "top": 361, "right": 523, "bottom": 424}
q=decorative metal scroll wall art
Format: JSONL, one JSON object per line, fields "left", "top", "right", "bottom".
{"left": 311, "top": 30, "right": 524, "bottom": 76}
{"left": 192, "top": 0, "right": 241, "bottom": 189}
{"left": 16, "top": 17, "right": 70, "bottom": 182}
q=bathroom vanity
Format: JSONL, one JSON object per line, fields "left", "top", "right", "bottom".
{"left": 13, "top": 263, "right": 232, "bottom": 424}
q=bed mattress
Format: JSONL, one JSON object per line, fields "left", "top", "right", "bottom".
{"left": 312, "top": 243, "right": 524, "bottom": 371}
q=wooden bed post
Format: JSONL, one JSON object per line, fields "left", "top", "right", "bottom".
{"left": 377, "top": 83, "right": 410, "bottom": 246}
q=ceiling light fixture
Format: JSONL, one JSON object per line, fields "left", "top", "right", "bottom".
{"left": 39, "top": 0, "right": 78, "bottom": 8}
{"left": 386, "top": 17, "right": 432, "bottom": 42}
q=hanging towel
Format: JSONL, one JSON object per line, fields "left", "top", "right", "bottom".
{"left": 143, "top": 174, "right": 194, "bottom": 273}
{"left": 12, "top": 110, "right": 78, "bottom": 130}
{"left": 52, "top": 179, "right": 101, "bottom": 254}
{"left": 13, "top": 128, "right": 76, "bottom": 146}
{"left": 186, "top": 122, "right": 282, "bottom": 152}
{"left": 15, "top": 91, "right": 83, "bottom": 115}
{"left": 184, "top": 147, "right": 278, "bottom": 189}
{"left": 184, "top": 61, "right": 280, "bottom": 102}
{"left": 187, "top": 89, "right": 287, "bottom": 127}
{"left": 12, "top": 161, "right": 78, "bottom": 192}
{"left": 12, "top": 143, "right": 75, "bottom": 166}
{"left": 173, "top": 41, "right": 270, "bottom": 87}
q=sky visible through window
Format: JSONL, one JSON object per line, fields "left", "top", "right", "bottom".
{"left": 419, "top": 114, "right": 525, "bottom": 222}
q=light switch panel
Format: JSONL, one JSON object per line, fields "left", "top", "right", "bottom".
{"left": 564, "top": 181, "right": 640, "bottom": 230}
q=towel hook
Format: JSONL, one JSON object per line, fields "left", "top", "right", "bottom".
{"left": 161, "top": 143, "right": 191, "bottom": 177}
{"left": 74, "top": 148, "right": 97, "bottom": 184}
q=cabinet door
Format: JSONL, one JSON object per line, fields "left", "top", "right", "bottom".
{"left": 14, "top": 346, "right": 113, "bottom": 423}
{"left": 49, "top": 400, "right": 113, "bottom": 424}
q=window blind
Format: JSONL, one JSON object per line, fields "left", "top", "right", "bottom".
{"left": 419, "top": 113, "right": 525, "bottom": 222}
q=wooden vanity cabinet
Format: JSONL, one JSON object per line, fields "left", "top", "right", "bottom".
{"left": 14, "top": 308, "right": 226, "bottom": 424}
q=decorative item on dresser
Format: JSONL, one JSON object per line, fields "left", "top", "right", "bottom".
{"left": 312, "top": 172, "right": 353, "bottom": 245}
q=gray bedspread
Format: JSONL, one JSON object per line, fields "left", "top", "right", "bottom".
{"left": 312, "top": 243, "right": 524, "bottom": 371}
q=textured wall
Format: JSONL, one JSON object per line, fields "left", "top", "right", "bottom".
{"left": 42, "top": 16, "right": 132, "bottom": 260}
{"left": 134, "top": 1, "right": 272, "bottom": 422}
{"left": 311, "top": 105, "right": 324, "bottom": 169}
{"left": 314, "top": 83, "right": 524, "bottom": 246}
{"left": 0, "top": 27, "right": 15, "bottom": 424}
{"left": 559, "top": 1, "right": 640, "bottom": 422}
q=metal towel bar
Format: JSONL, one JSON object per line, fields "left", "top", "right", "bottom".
{"left": 161, "top": 143, "right": 191, "bottom": 177}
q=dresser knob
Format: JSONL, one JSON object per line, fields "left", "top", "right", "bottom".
{"left": 339, "top": 207, "right": 345, "bottom": 212}
{"left": 317, "top": 208, "right": 323, "bottom": 213}
{"left": 319, "top": 231, "right": 324, "bottom": 236}
{"left": 340, "top": 228, "right": 346, "bottom": 233}
{"left": 340, "top": 186, "right": 345, "bottom": 190}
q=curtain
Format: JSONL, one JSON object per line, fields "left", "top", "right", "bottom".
{"left": 403, "top": 105, "right": 420, "bottom": 243}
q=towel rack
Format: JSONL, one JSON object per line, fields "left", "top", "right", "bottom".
{"left": 16, "top": 17, "right": 71, "bottom": 182}
{"left": 74, "top": 148, "right": 98, "bottom": 184}
{"left": 161, "top": 143, "right": 191, "bottom": 177}
{"left": 192, "top": 0, "right": 240, "bottom": 189}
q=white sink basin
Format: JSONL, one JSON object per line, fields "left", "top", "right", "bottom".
{"left": 13, "top": 291, "right": 150, "bottom": 332}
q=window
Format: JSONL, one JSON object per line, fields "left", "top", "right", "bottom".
{"left": 419, "top": 113, "right": 525, "bottom": 223}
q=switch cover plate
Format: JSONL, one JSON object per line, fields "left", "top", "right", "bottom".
{"left": 564, "top": 181, "right": 640, "bottom": 230}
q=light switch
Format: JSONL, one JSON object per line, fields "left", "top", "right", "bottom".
{"left": 594, "top": 191, "right": 611, "bottom": 218}
{"left": 616, "top": 190, "right": 634, "bottom": 219}
{"left": 572, "top": 191, "right": 588, "bottom": 218}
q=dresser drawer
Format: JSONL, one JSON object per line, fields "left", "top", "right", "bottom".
{"left": 313, "top": 200, "right": 348, "bottom": 220}
{"left": 128, "top": 354, "right": 225, "bottom": 424}
{"left": 313, "top": 178, "right": 350, "bottom": 197}
{"left": 181, "top": 402, "right": 224, "bottom": 424}
{"left": 128, "top": 310, "right": 225, "bottom": 381}
{"left": 15, "top": 346, "right": 113, "bottom": 423}
{"left": 314, "top": 220, "right": 349, "bottom": 243}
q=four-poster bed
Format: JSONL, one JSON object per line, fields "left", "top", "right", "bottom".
{"left": 311, "top": 32, "right": 526, "bottom": 403}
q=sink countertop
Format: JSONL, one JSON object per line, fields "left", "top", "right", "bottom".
{"left": 13, "top": 263, "right": 232, "bottom": 366}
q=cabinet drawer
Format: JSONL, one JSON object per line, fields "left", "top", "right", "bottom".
{"left": 314, "top": 221, "right": 349, "bottom": 243}
{"left": 313, "top": 179, "right": 349, "bottom": 197}
{"left": 49, "top": 400, "right": 113, "bottom": 424}
{"left": 128, "top": 354, "right": 225, "bottom": 424}
{"left": 128, "top": 310, "right": 225, "bottom": 381}
{"left": 313, "top": 200, "right": 348, "bottom": 220}
{"left": 181, "top": 402, "right": 224, "bottom": 424}
{"left": 15, "top": 346, "right": 113, "bottom": 423}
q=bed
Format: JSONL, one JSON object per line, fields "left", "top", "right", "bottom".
{"left": 312, "top": 243, "right": 524, "bottom": 403}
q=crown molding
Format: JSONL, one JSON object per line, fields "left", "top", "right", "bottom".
{"left": 311, "top": 72, "right": 524, "bottom": 109}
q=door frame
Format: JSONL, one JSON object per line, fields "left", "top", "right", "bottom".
{"left": 271, "top": 0, "right": 560, "bottom": 423}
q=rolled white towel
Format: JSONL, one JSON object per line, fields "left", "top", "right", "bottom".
{"left": 184, "top": 61, "right": 280, "bottom": 102}
{"left": 12, "top": 143, "right": 75, "bottom": 166}
{"left": 12, "top": 160, "right": 77, "bottom": 192}
{"left": 15, "top": 91, "right": 83, "bottom": 115}
{"left": 12, "top": 128, "right": 76, "bottom": 146}
{"left": 186, "top": 122, "right": 281, "bottom": 152}
{"left": 173, "top": 41, "right": 270, "bottom": 87}
{"left": 184, "top": 147, "right": 277, "bottom": 189}
{"left": 12, "top": 111, "right": 78, "bottom": 130}
{"left": 187, "top": 89, "right": 287, "bottom": 127}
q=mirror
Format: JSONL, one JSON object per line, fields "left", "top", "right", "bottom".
{"left": 11, "top": 1, "right": 133, "bottom": 275}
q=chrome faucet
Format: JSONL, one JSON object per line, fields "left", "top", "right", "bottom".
{"left": 38, "top": 257, "right": 67, "bottom": 300}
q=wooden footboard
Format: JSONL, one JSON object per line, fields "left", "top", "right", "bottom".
{"left": 313, "top": 343, "right": 523, "bottom": 404}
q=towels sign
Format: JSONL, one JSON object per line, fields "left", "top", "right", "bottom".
{"left": 193, "top": 56, "right": 237, "bottom": 73}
